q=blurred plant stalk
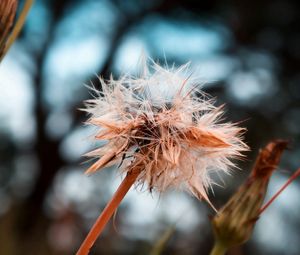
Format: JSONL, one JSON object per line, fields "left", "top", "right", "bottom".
{"left": 0, "top": 0, "right": 34, "bottom": 62}
{"left": 210, "top": 140, "right": 300, "bottom": 255}
{"left": 150, "top": 224, "right": 176, "bottom": 255}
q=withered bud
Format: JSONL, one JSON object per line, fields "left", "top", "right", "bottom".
{"left": 0, "top": 0, "right": 18, "bottom": 59}
{"left": 211, "top": 140, "right": 288, "bottom": 249}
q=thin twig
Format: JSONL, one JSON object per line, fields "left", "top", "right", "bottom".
{"left": 259, "top": 168, "right": 300, "bottom": 214}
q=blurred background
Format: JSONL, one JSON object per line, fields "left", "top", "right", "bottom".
{"left": 0, "top": 0, "right": 300, "bottom": 254}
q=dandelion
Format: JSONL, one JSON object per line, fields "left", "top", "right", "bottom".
{"left": 77, "top": 61, "right": 248, "bottom": 254}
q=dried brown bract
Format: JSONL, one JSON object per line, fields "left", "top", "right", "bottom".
{"left": 211, "top": 140, "right": 288, "bottom": 250}
{"left": 0, "top": 0, "right": 17, "bottom": 58}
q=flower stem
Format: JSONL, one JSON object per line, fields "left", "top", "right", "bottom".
{"left": 210, "top": 241, "right": 228, "bottom": 255}
{"left": 259, "top": 168, "right": 300, "bottom": 214}
{"left": 76, "top": 170, "right": 139, "bottom": 255}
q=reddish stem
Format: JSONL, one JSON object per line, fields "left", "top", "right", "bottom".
{"left": 76, "top": 170, "right": 139, "bottom": 255}
{"left": 259, "top": 168, "right": 300, "bottom": 215}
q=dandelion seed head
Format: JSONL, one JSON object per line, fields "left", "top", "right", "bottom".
{"left": 83, "top": 60, "right": 248, "bottom": 205}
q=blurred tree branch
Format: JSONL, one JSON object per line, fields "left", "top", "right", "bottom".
{"left": 17, "top": 0, "right": 73, "bottom": 239}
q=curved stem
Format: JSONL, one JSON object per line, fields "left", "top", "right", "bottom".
{"left": 210, "top": 241, "right": 228, "bottom": 255}
{"left": 76, "top": 170, "right": 139, "bottom": 255}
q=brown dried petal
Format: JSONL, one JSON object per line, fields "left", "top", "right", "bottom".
{"left": 0, "top": 0, "right": 17, "bottom": 58}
